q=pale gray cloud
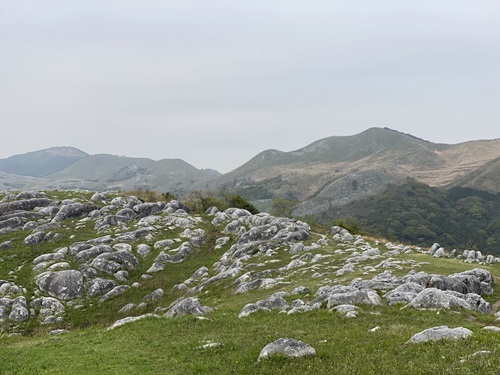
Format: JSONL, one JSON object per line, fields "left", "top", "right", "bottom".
{"left": 1, "top": 0, "right": 499, "bottom": 172}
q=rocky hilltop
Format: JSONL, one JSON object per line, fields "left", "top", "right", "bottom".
{"left": 1, "top": 189, "right": 500, "bottom": 373}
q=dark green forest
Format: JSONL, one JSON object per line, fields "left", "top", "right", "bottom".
{"left": 316, "top": 180, "right": 500, "bottom": 255}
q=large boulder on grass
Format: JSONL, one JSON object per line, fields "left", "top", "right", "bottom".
{"left": 408, "top": 326, "right": 473, "bottom": 344}
{"left": 53, "top": 203, "right": 98, "bottom": 222}
{"left": 164, "top": 297, "right": 212, "bottom": 318}
{"left": 258, "top": 338, "right": 316, "bottom": 361}
{"left": 36, "top": 270, "right": 84, "bottom": 301}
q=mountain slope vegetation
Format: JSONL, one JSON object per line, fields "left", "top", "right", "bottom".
{"left": 319, "top": 180, "right": 500, "bottom": 255}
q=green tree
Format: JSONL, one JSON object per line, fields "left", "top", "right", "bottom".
{"left": 227, "top": 194, "right": 259, "bottom": 214}
{"left": 271, "top": 197, "right": 299, "bottom": 218}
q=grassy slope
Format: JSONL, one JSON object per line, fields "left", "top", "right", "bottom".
{"left": 1, "top": 191, "right": 500, "bottom": 374}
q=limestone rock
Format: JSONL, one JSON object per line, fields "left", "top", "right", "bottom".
{"left": 100, "top": 285, "right": 130, "bottom": 302}
{"left": 384, "top": 283, "right": 424, "bottom": 305}
{"left": 9, "top": 296, "right": 29, "bottom": 322}
{"left": 429, "top": 243, "right": 440, "bottom": 256}
{"left": 107, "top": 313, "right": 160, "bottom": 330}
{"left": 36, "top": 270, "right": 84, "bottom": 300}
{"left": 164, "top": 297, "right": 212, "bottom": 318}
{"left": 136, "top": 244, "right": 151, "bottom": 257}
{"left": 0, "top": 241, "right": 14, "bottom": 250}
{"left": 143, "top": 288, "right": 164, "bottom": 302}
{"left": 32, "top": 252, "right": 65, "bottom": 267}
{"left": 258, "top": 338, "right": 316, "bottom": 361}
{"left": 326, "top": 288, "right": 382, "bottom": 308}
{"left": 53, "top": 203, "right": 98, "bottom": 222}
{"left": 87, "top": 278, "right": 117, "bottom": 298}
{"left": 408, "top": 326, "right": 473, "bottom": 343}
{"left": 433, "top": 248, "right": 445, "bottom": 258}
{"left": 74, "top": 245, "right": 113, "bottom": 262}
{"left": 24, "top": 231, "right": 47, "bottom": 245}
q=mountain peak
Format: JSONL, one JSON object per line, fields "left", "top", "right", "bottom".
{"left": 0, "top": 147, "right": 89, "bottom": 177}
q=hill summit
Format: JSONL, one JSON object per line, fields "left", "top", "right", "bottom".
{"left": 0, "top": 146, "right": 88, "bottom": 177}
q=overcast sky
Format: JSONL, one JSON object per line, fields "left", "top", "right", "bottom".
{"left": 1, "top": 1, "right": 499, "bottom": 172}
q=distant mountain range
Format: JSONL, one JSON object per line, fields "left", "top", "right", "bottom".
{"left": 0, "top": 148, "right": 219, "bottom": 194}
{"left": 1, "top": 127, "right": 500, "bottom": 218}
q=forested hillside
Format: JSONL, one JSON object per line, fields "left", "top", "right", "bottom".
{"left": 316, "top": 180, "right": 500, "bottom": 255}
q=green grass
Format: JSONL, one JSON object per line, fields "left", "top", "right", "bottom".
{"left": 1, "top": 305, "right": 500, "bottom": 374}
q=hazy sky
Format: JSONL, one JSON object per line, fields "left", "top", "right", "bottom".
{"left": 1, "top": 1, "right": 499, "bottom": 172}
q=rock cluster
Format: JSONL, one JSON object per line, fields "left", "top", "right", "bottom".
{"left": 1, "top": 189, "right": 499, "bottom": 346}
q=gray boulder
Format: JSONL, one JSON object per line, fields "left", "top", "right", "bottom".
{"left": 143, "top": 288, "right": 164, "bottom": 302}
{"left": 429, "top": 243, "right": 440, "bottom": 256}
{"left": 115, "top": 208, "right": 136, "bottom": 218}
{"left": 406, "top": 288, "right": 452, "bottom": 310}
{"left": 136, "top": 244, "right": 151, "bottom": 257}
{"left": 31, "top": 297, "right": 65, "bottom": 314}
{"left": 9, "top": 296, "right": 29, "bottom": 322}
{"left": 90, "top": 250, "right": 139, "bottom": 274}
{"left": 0, "top": 281, "right": 22, "bottom": 297}
{"left": 164, "top": 297, "right": 212, "bottom": 318}
{"left": 289, "top": 243, "right": 305, "bottom": 255}
{"left": 291, "top": 286, "right": 310, "bottom": 295}
{"left": 0, "top": 198, "right": 54, "bottom": 215}
{"left": 95, "top": 215, "right": 133, "bottom": 230}
{"left": 451, "top": 268, "right": 494, "bottom": 295}
{"left": 406, "top": 288, "right": 490, "bottom": 313}
{"left": 486, "top": 255, "right": 495, "bottom": 264}
{"left": 326, "top": 289, "right": 382, "bottom": 308}
{"left": 91, "top": 257, "right": 121, "bottom": 275}
{"left": 32, "top": 252, "right": 65, "bottom": 266}
{"left": 154, "top": 242, "right": 192, "bottom": 264}
{"left": 74, "top": 244, "right": 113, "bottom": 262}
{"left": 107, "top": 313, "right": 160, "bottom": 330}
{"left": 24, "top": 231, "right": 47, "bottom": 245}
{"left": 154, "top": 239, "right": 175, "bottom": 250}
{"left": 258, "top": 338, "right": 316, "bottom": 361}
{"left": 36, "top": 270, "right": 84, "bottom": 300}
{"left": 235, "top": 278, "right": 279, "bottom": 294}
{"left": 115, "top": 227, "right": 155, "bottom": 242}
{"left": 53, "top": 203, "right": 98, "bottom": 222}
{"left": 332, "top": 304, "right": 359, "bottom": 315}
{"left": 384, "top": 282, "right": 424, "bottom": 305}
{"left": 408, "top": 326, "right": 473, "bottom": 344}
{"left": 433, "top": 248, "right": 445, "bottom": 258}
{"left": 91, "top": 193, "right": 108, "bottom": 202}
{"left": 238, "top": 303, "right": 269, "bottom": 318}
{"left": 100, "top": 285, "right": 130, "bottom": 302}
{"left": 427, "top": 275, "right": 468, "bottom": 294}
{"left": 0, "top": 241, "right": 13, "bottom": 250}
{"left": 0, "top": 217, "right": 24, "bottom": 231}
{"left": 87, "top": 278, "right": 117, "bottom": 298}
{"left": 133, "top": 202, "right": 165, "bottom": 217}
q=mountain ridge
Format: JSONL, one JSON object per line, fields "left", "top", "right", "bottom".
{"left": 194, "top": 127, "right": 500, "bottom": 216}
{"left": 2, "top": 128, "right": 500, "bottom": 218}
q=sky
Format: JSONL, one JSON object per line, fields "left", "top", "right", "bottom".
{"left": 1, "top": 0, "right": 499, "bottom": 173}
